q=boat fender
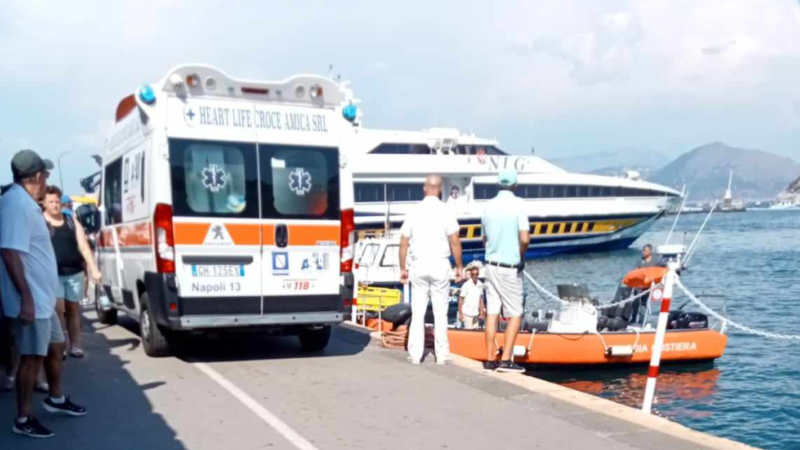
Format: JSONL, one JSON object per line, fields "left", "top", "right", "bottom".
{"left": 382, "top": 303, "right": 412, "bottom": 326}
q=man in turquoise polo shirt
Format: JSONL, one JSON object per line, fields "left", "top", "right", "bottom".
{"left": 481, "top": 169, "right": 530, "bottom": 373}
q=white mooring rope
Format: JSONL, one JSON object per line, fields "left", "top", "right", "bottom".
{"left": 675, "top": 278, "right": 800, "bottom": 340}
{"left": 522, "top": 271, "right": 652, "bottom": 310}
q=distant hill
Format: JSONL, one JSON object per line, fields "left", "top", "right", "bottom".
{"left": 788, "top": 175, "right": 800, "bottom": 194}
{"left": 652, "top": 142, "right": 800, "bottom": 201}
{"left": 550, "top": 147, "right": 670, "bottom": 174}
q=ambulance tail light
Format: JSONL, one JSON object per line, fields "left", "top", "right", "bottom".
{"left": 154, "top": 203, "right": 175, "bottom": 274}
{"left": 340, "top": 209, "right": 355, "bottom": 273}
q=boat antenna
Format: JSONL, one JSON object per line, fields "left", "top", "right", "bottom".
{"left": 664, "top": 191, "right": 689, "bottom": 245}
{"left": 684, "top": 199, "right": 718, "bottom": 266}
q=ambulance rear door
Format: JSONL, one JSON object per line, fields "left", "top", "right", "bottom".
{"left": 167, "top": 97, "right": 263, "bottom": 317}
{"left": 257, "top": 106, "right": 343, "bottom": 317}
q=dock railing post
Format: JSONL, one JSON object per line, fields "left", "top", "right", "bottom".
{"left": 641, "top": 263, "right": 677, "bottom": 414}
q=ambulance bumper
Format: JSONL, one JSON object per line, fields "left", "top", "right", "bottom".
{"left": 177, "top": 312, "right": 344, "bottom": 329}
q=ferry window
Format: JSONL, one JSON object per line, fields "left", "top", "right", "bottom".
{"left": 514, "top": 185, "right": 526, "bottom": 198}
{"left": 578, "top": 186, "right": 589, "bottom": 197}
{"left": 369, "top": 144, "right": 431, "bottom": 155}
{"left": 260, "top": 145, "right": 340, "bottom": 220}
{"left": 588, "top": 186, "right": 598, "bottom": 197}
{"left": 484, "top": 146, "right": 507, "bottom": 155}
{"left": 525, "top": 185, "right": 541, "bottom": 198}
{"left": 380, "top": 244, "right": 400, "bottom": 267}
{"left": 387, "top": 183, "right": 424, "bottom": 202}
{"left": 609, "top": 187, "right": 621, "bottom": 197}
{"left": 103, "top": 158, "right": 123, "bottom": 225}
{"left": 474, "top": 184, "right": 498, "bottom": 200}
{"left": 358, "top": 243, "right": 380, "bottom": 267}
{"left": 540, "top": 185, "right": 553, "bottom": 198}
{"left": 598, "top": 187, "right": 610, "bottom": 197}
{"left": 552, "top": 186, "right": 565, "bottom": 198}
{"left": 355, "top": 183, "right": 386, "bottom": 203}
{"left": 169, "top": 139, "right": 258, "bottom": 218}
{"left": 566, "top": 186, "right": 577, "bottom": 198}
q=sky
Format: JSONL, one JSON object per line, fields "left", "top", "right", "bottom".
{"left": 1, "top": 0, "right": 799, "bottom": 194}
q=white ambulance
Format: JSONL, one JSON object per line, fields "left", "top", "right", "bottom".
{"left": 93, "top": 65, "right": 358, "bottom": 356}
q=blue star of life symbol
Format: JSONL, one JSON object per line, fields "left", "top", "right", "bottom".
{"left": 186, "top": 109, "right": 196, "bottom": 120}
{"left": 288, "top": 168, "right": 312, "bottom": 196}
{"left": 202, "top": 164, "right": 226, "bottom": 192}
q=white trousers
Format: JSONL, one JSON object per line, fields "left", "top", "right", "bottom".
{"left": 408, "top": 259, "right": 452, "bottom": 363}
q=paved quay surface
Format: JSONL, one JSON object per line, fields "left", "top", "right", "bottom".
{"left": 0, "top": 311, "right": 755, "bottom": 450}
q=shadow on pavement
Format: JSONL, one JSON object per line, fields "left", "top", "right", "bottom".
{"left": 0, "top": 315, "right": 185, "bottom": 450}
{"left": 113, "top": 315, "right": 371, "bottom": 364}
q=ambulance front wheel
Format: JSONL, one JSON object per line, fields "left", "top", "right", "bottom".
{"left": 298, "top": 325, "right": 332, "bottom": 352}
{"left": 140, "top": 294, "right": 172, "bottom": 357}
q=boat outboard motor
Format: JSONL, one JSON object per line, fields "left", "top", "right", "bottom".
{"left": 382, "top": 303, "right": 413, "bottom": 327}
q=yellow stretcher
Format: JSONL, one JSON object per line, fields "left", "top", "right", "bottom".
{"left": 356, "top": 286, "right": 402, "bottom": 312}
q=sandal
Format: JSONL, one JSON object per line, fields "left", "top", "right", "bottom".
{"left": 69, "top": 348, "right": 85, "bottom": 358}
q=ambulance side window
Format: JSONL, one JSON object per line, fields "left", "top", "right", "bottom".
{"left": 103, "top": 158, "right": 123, "bottom": 225}
{"left": 169, "top": 139, "right": 258, "bottom": 218}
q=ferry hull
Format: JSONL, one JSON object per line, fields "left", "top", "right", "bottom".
{"left": 448, "top": 328, "right": 727, "bottom": 365}
{"left": 357, "top": 213, "right": 660, "bottom": 260}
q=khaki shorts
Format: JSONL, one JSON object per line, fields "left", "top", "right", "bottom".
{"left": 13, "top": 314, "right": 65, "bottom": 357}
{"left": 485, "top": 265, "right": 524, "bottom": 318}
{"left": 462, "top": 315, "right": 480, "bottom": 330}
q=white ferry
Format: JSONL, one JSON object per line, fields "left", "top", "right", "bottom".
{"left": 347, "top": 128, "right": 681, "bottom": 260}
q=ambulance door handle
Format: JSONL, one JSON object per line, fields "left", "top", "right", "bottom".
{"left": 275, "top": 224, "right": 288, "bottom": 248}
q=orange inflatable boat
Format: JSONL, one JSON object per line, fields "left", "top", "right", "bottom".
{"left": 448, "top": 328, "right": 727, "bottom": 365}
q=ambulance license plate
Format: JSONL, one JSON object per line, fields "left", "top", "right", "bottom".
{"left": 192, "top": 265, "right": 244, "bottom": 277}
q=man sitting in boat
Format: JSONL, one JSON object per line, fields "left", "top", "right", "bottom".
{"left": 616, "top": 244, "right": 659, "bottom": 325}
{"left": 638, "top": 244, "right": 657, "bottom": 268}
{"left": 458, "top": 267, "right": 485, "bottom": 330}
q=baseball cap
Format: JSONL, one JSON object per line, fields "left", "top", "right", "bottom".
{"left": 498, "top": 168, "right": 517, "bottom": 187}
{"left": 61, "top": 194, "right": 73, "bottom": 204}
{"left": 11, "top": 149, "right": 54, "bottom": 179}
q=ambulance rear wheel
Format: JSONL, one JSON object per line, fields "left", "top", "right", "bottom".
{"left": 140, "top": 294, "right": 171, "bottom": 357}
{"left": 95, "top": 285, "right": 117, "bottom": 325}
{"left": 298, "top": 325, "right": 331, "bottom": 352}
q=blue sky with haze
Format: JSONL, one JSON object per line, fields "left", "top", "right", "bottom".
{"left": 1, "top": 0, "right": 799, "bottom": 193}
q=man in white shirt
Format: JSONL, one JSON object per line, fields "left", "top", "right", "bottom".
{"left": 1, "top": 150, "right": 87, "bottom": 439}
{"left": 399, "top": 175, "right": 463, "bottom": 365}
{"left": 458, "top": 267, "right": 485, "bottom": 330}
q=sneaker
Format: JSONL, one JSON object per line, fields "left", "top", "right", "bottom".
{"left": 495, "top": 360, "right": 526, "bottom": 374}
{"left": 12, "top": 416, "right": 54, "bottom": 438}
{"left": 1, "top": 375, "right": 14, "bottom": 392}
{"left": 406, "top": 356, "right": 421, "bottom": 365}
{"left": 482, "top": 360, "right": 500, "bottom": 371}
{"left": 43, "top": 396, "right": 87, "bottom": 417}
{"left": 435, "top": 356, "right": 451, "bottom": 366}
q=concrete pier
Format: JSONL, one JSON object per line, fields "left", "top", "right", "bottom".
{"left": 0, "top": 312, "right": 756, "bottom": 450}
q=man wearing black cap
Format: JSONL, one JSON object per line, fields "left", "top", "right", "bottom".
{"left": 0, "top": 150, "right": 87, "bottom": 438}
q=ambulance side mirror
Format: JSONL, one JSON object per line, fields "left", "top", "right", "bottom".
{"left": 76, "top": 204, "right": 101, "bottom": 234}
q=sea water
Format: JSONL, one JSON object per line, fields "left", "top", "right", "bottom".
{"left": 523, "top": 209, "right": 800, "bottom": 450}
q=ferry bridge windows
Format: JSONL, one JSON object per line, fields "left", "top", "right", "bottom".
{"left": 367, "top": 143, "right": 508, "bottom": 156}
